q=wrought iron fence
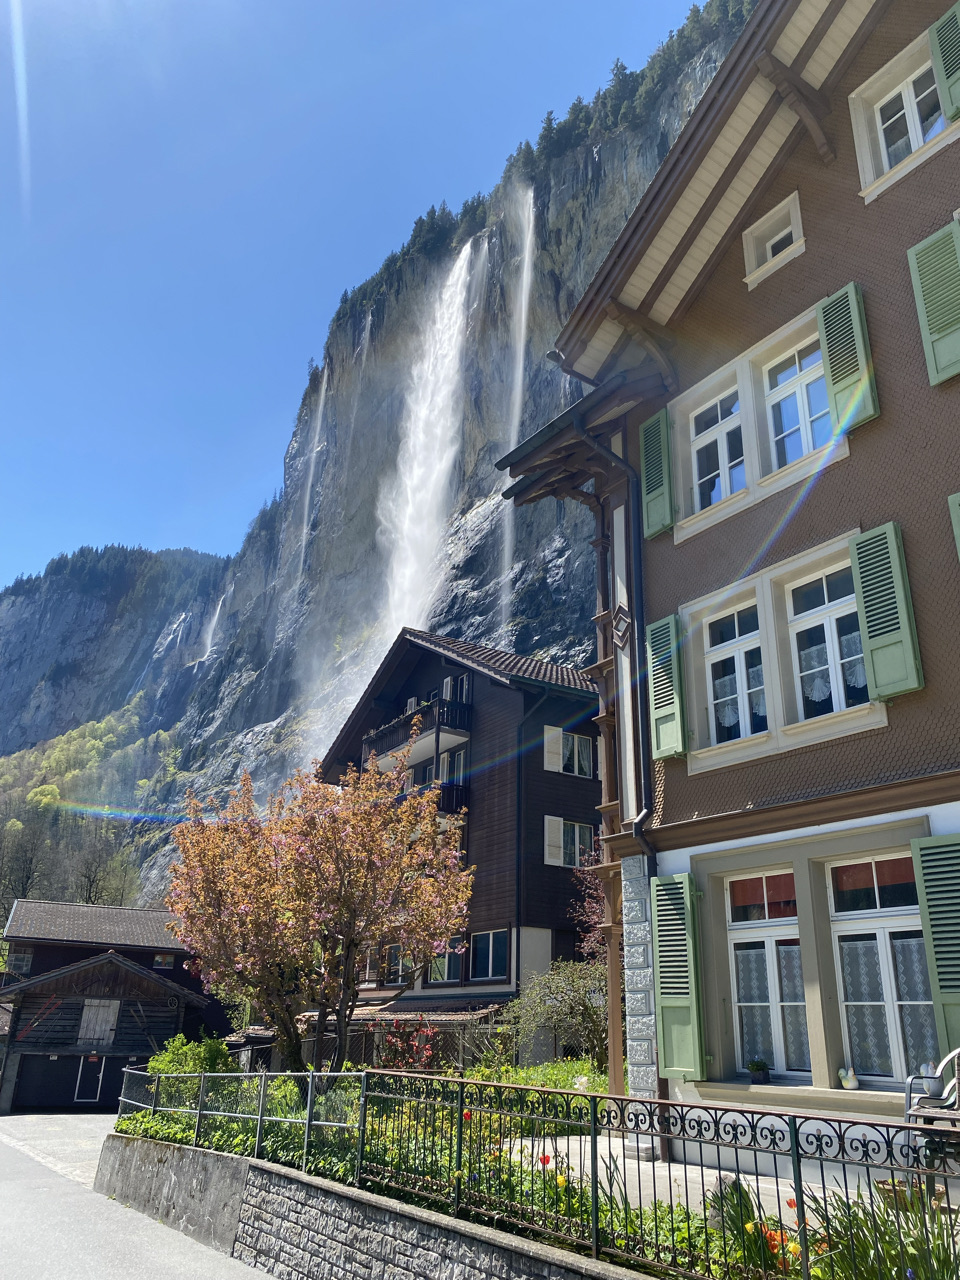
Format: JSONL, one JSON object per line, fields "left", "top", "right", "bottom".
{"left": 118, "top": 1067, "right": 362, "bottom": 1180}
{"left": 118, "top": 1066, "right": 960, "bottom": 1280}
{"left": 359, "top": 1072, "right": 960, "bottom": 1280}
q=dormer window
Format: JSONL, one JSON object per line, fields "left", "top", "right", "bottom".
{"left": 741, "top": 192, "right": 804, "bottom": 290}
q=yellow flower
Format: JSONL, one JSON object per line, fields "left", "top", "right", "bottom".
{"left": 744, "top": 1222, "right": 755, "bottom": 1234}
{"left": 787, "top": 1242, "right": 802, "bottom": 1258}
{"left": 557, "top": 1175, "right": 567, "bottom": 1189}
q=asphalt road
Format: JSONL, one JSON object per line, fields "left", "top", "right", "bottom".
{"left": 0, "top": 1114, "right": 254, "bottom": 1279}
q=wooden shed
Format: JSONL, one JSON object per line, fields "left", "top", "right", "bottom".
{"left": 0, "top": 950, "right": 206, "bottom": 1112}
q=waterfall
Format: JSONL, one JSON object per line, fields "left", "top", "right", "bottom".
{"left": 499, "top": 188, "right": 536, "bottom": 636}
{"left": 297, "top": 365, "right": 328, "bottom": 582}
{"left": 201, "top": 592, "right": 226, "bottom": 661}
{"left": 377, "top": 240, "right": 478, "bottom": 640}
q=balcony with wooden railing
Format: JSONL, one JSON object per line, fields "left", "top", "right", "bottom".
{"left": 362, "top": 698, "right": 472, "bottom": 771}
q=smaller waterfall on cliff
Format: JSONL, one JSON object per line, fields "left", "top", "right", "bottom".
{"left": 378, "top": 240, "right": 479, "bottom": 640}
{"left": 499, "top": 188, "right": 536, "bottom": 635}
{"left": 201, "top": 594, "right": 225, "bottom": 661}
{"left": 296, "top": 364, "right": 328, "bottom": 583}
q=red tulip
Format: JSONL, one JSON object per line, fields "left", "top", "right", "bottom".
{"left": 539, "top": 1154, "right": 550, "bottom": 1166}
{"left": 462, "top": 1110, "right": 472, "bottom": 1123}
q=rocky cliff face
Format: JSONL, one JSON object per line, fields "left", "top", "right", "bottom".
{"left": 0, "top": 38, "right": 732, "bottom": 898}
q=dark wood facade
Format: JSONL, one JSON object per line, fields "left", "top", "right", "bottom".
{"left": 323, "top": 629, "right": 601, "bottom": 1004}
{"left": 0, "top": 952, "right": 207, "bottom": 1112}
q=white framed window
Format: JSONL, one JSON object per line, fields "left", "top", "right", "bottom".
{"left": 78, "top": 998, "right": 120, "bottom": 1046}
{"left": 691, "top": 390, "right": 745, "bottom": 511}
{"left": 681, "top": 533, "right": 888, "bottom": 774}
{"left": 451, "top": 749, "right": 466, "bottom": 785}
{"left": 544, "top": 726, "right": 593, "bottom": 776}
{"left": 876, "top": 64, "right": 945, "bottom": 171}
{"left": 671, "top": 305, "right": 851, "bottom": 545}
{"left": 562, "top": 731, "right": 593, "bottom": 777}
{"left": 429, "top": 936, "right": 463, "bottom": 984}
{"left": 828, "top": 854, "right": 939, "bottom": 1080}
{"left": 727, "top": 872, "right": 809, "bottom": 1075}
{"left": 741, "top": 191, "right": 805, "bottom": 290}
{"left": 470, "top": 929, "right": 509, "bottom": 980}
{"left": 787, "top": 565, "right": 868, "bottom": 721}
{"left": 850, "top": 30, "right": 960, "bottom": 202}
{"left": 704, "top": 603, "right": 767, "bottom": 745}
{"left": 456, "top": 673, "right": 470, "bottom": 703}
{"left": 563, "top": 820, "right": 595, "bottom": 868}
{"left": 764, "top": 341, "right": 832, "bottom": 470}
{"left": 424, "top": 762, "right": 435, "bottom": 785}
{"left": 544, "top": 816, "right": 595, "bottom": 867}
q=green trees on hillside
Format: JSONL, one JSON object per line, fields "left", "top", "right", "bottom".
{"left": 333, "top": 0, "right": 756, "bottom": 333}
{"left": 0, "top": 697, "right": 174, "bottom": 918}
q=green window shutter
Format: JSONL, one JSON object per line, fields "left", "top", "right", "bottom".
{"left": 651, "top": 873, "right": 705, "bottom": 1081}
{"left": 907, "top": 222, "right": 960, "bottom": 386}
{"left": 815, "top": 282, "right": 879, "bottom": 432}
{"left": 639, "top": 409, "right": 673, "bottom": 539}
{"left": 931, "top": 2, "right": 960, "bottom": 122}
{"left": 911, "top": 835, "right": 960, "bottom": 1056}
{"left": 949, "top": 493, "right": 960, "bottom": 561}
{"left": 646, "top": 615, "right": 686, "bottom": 759}
{"left": 849, "top": 523, "right": 923, "bottom": 701}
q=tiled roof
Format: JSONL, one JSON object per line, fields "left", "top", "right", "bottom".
{"left": 4, "top": 900, "right": 182, "bottom": 951}
{"left": 402, "top": 629, "right": 595, "bottom": 693}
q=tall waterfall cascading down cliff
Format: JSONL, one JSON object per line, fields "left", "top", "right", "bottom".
{"left": 378, "top": 239, "right": 483, "bottom": 639}
{"left": 0, "top": 33, "right": 737, "bottom": 899}
{"left": 499, "top": 188, "right": 536, "bottom": 635}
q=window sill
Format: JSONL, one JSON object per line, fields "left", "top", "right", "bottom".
{"left": 674, "top": 437, "right": 849, "bottom": 546}
{"left": 859, "top": 120, "right": 960, "bottom": 204}
{"left": 743, "top": 237, "right": 806, "bottom": 291}
{"left": 687, "top": 701, "right": 887, "bottom": 774}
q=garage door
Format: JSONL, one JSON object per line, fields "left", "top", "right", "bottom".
{"left": 13, "top": 1054, "right": 79, "bottom": 1110}
{"left": 13, "top": 1054, "right": 129, "bottom": 1111}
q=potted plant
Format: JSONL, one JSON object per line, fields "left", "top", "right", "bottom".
{"left": 747, "top": 1058, "right": 770, "bottom": 1085}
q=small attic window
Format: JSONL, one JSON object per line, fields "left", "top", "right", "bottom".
{"left": 742, "top": 192, "right": 804, "bottom": 291}
{"left": 153, "top": 952, "right": 175, "bottom": 970}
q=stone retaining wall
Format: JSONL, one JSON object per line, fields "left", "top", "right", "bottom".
{"left": 95, "top": 1133, "right": 643, "bottom": 1280}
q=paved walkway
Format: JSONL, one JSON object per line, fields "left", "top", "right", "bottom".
{"left": 0, "top": 1113, "right": 254, "bottom": 1278}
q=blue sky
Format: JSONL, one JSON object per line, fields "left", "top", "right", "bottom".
{"left": 0, "top": 0, "right": 693, "bottom": 590}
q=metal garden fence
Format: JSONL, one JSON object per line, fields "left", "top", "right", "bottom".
{"left": 118, "top": 1066, "right": 960, "bottom": 1280}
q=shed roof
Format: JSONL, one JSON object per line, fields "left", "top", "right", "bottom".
{"left": 4, "top": 900, "right": 182, "bottom": 951}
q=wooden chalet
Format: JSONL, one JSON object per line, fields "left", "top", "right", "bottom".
{"left": 0, "top": 900, "right": 226, "bottom": 1112}
{"left": 322, "top": 628, "right": 601, "bottom": 1010}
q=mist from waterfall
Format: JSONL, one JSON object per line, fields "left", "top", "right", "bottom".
{"left": 499, "top": 188, "right": 536, "bottom": 636}
{"left": 377, "top": 239, "right": 479, "bottom": 641}
{"left": 296, "top": 364, "right": 328, "bottom": 582}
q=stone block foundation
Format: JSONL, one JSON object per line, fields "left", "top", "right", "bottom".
{"left": 95, "top": 1133, "right": 648, "bottom": 1280}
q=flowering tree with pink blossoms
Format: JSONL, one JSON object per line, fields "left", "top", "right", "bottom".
{"left": 168, "top": 752, "right": 471, "bottom": 1073}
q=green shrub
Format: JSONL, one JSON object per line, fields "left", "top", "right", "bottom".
{"left": 147, "top": 1033, "right": 237, "bottom": 1076}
